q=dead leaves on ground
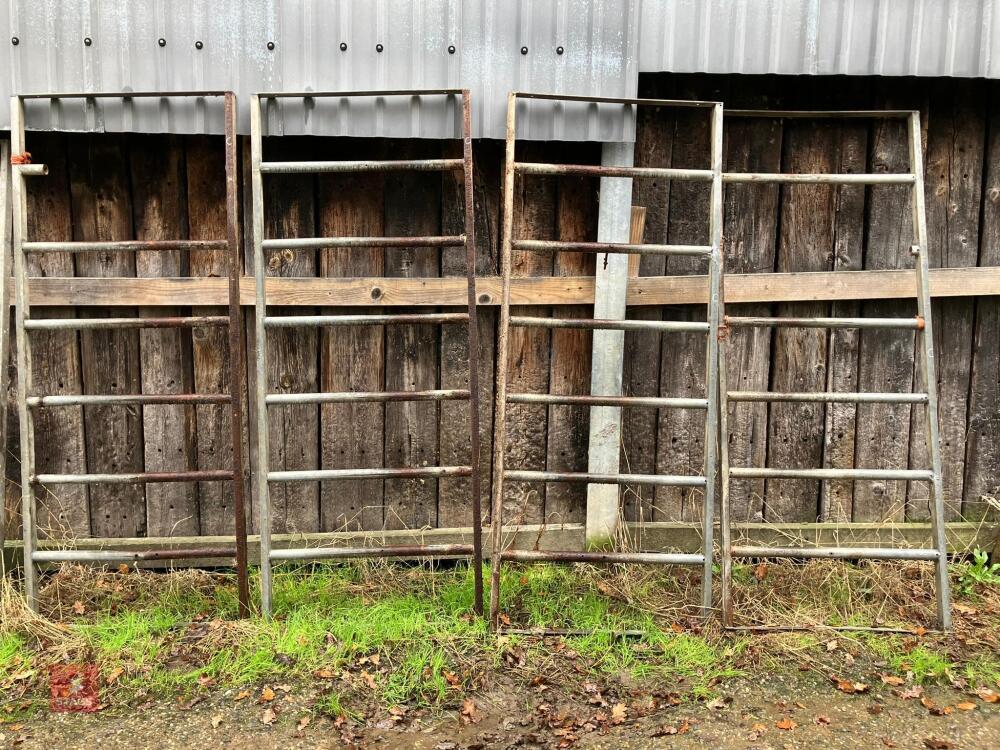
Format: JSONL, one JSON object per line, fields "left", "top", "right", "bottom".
{"left": 832, "top": 676, "right": 869, "bottom": 694}
{"left": 775, "top": 717, "right": 798, "bottom": 731}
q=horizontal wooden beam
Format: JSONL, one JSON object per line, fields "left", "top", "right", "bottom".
{"left": 7, "top": 266, "right": 1000, "bottom": 307}
{"left": 3, "top": 522, "right": 992, "bottom": 570}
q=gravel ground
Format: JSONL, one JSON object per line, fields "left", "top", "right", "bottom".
{"left": 3, "top": 672, "right": 996, "bottom": 750}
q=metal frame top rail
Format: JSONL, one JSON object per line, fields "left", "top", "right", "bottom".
{"left": 10, "top": 91, "right": 250, "bottom": 616}
{"left": 717, "top": 108, "right": 951, "bottom": 632}
{"left": 250, "top": 89, "right": 484, "bottom": 617}
{"left": 488, "top": 91, "right": 725, "bottom": 630}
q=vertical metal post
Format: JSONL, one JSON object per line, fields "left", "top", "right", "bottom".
{"left": 250, "top": 96, "right": 273, "bottom": 616}
{"left": 0, "top": 141, "right": 10, "bottom": 576}
{"left": 10, "top": 97, "right": 38, "bottom": 607}
{"left": 585, "top": 141, "right": 634, "bottom": 550}
{"left": 489, "top": 92, "right": 518, "bottom": 628}
{"left": 224, "top": 94, "right": 250, "bottom": 617}
{"left": 908, "top": 111, "right": 951, "bottom": 631}
{"left": 718, "top": 329, "right": 734, "bottom": 625}
{"left": 700, "top": 102, "right": 724, "bottom": 617}
{"left": 460, "top": 90, "right": 485, "bottom": 615}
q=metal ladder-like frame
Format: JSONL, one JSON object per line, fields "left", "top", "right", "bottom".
{"left": 489, "top": 92, "right": 725, "bottom": 627}
{"left": 250, "top": 90, "right": 484, "bottom": 617}
{"left": 719, "top": 109, "right": 951, "bottom": 631}
{"left": 10, "top": 92, "right": 250, "bottom": 615}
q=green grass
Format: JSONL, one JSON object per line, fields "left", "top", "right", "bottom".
{"left": 0, "top": 633, "right": 31, "bottom": 680}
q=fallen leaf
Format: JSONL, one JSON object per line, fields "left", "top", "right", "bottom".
{"left": 234, "top": 690, "right": 251, "bottom": 702}
{"left": 611, "top": 703, "right": 627, "bottom": 724}
{"left": 882, "top": 739, "right": 896, "bottom": 748}
{"left": 880, "top": 674, "right": 905, "bottom": 686}
{"left": 975, "top": 688, "right": 999, "bottom": 703}
{"left": 955, "top": 701, "right": 976, "bottom": 711}
{"left": 72, "top": 601, "right": 86, "bottom": 615}
{"left": 754, "top": 562, "right": 768, "bottom": 580}
{"left": 922, "top": 740, "right": 953, "bottom": 750}
{"left": 313, "top": 668, "right": 335, "bottom": 679}
{"left": 911, "top": 626, "right": 928, "bottom": 637}
{"left": 825, "top": 639, "right": 839, "bottom": 652}
{"left": 834, "top": 678, "right": 868, "bottom": 694}
{"left": 105, "top": 666, "right": 125, "bottom": 685}
{"left": 898, "top": 685, "right": 924, "bottom": 700}
{"left": 775, "top": 717, "right": 797, "bottom": 731}
{"left": 260, "top": 708, "right": 276, "bottom": 726}
{"left": 750, "top": 722, "right": 767, "bottom": 734}
{"left": 952, "top": 603, "right": 977, "bottom": 615}
{"left": 705, "top": 696, "right": 727, "bottom": 710}
{"left": 461, "top": 698, "right": 482, "bottom": 724}
{"left": 197, "top": 675, "right": 216, "bottom": 688}
{"left": 211, "top": 715, "right": 223, "bottom": 729}
{"left": 296, "top": 715, "right": 311, "bottom": 733}
{"left": 815, "top": 715, "right": 831, "bottom": 725}
{"left": 117, "top": 564, "right": 130, "bottom": 574}
{"left": 498, "top": 613, "right": 511, "bottom": 626}
{"left": 443, "top": 670, "right": 461, "bottom": 687}
{"left": 259, "top": 687, "right": 276, "bottom": 703}
{"left": 650, "top": 724, "right": 678, "bottom": 737}
{"left": 360, "top": 671, "right": 377, "bottom": 691}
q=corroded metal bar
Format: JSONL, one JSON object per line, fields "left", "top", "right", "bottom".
{"left": 260, "top": 159, "right": 464, "bottom": 174}
{"left": 725, "top": 315, "right": 922, "bottom": 329}
{"left": 510, "top": 316, "right": 708, "bottom": 332}
{"left": 511, "top": 239, "right": 711, "bottom": 256}
{"left": 723, "top": 173, "right": 915, "bottom": 184}
{"left": 731, "top": 546, "right": 939, "bottom": 561}
{"left": 23, "top": 240, "right": 227, "bottom": 253}
{"left": 33, "top": 548, "right": 238, "bottom": 562}
{"left": 499, "top": 550, "right": 704, "bottom": 565}
{"left": 507, "top": 393, "right": 707, "bottom": 409}
{"left": 24, "top": 316, "right": 229, "bottom": 330}
{"left": 262, "top": 235, "right": 465, "bottom": 250}
{"left": 727, "top": 109, "right": 915, "bottom": 119}
{"left": 27, "top": 393, "right": 231, "bottom": 407}
{"left": 513, "top": 91, "right": 718, "bottom": 108}
{"left": 505, "top": 470, "right": 706, "bottom": 487}
{"left": 269, "top": 466, "right": 473, "bottom": 482}
{"left": 270, "top": 544, "right": 474, "bottom": 561}
{"left": 266, "top": 389, "right": 470, "bottom": 405}
{"left": 730, "top": 467, "right": 933, "bottom": 481}
{"left": 260, "top": 89, "right": 464, "bottom": 98}
{"left": 264, "top": 312, "right": 469, "bottom": 327}
{"left": 728, "top": 391, "right": 928, "bottom": 404}
{"left": 516, "top": 163, "right": 713, "bottom": 181}
{"left": 34, "top": 470, "right": 234, "bottom": 484}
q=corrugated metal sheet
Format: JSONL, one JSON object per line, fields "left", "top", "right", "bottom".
{"left": 638, "top": 0, "right": 1000, "bottom": 78}
{"left": 1, "top": 0, "right": 639, "bottom": 141}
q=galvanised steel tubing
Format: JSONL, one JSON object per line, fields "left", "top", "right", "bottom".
{"left": 727, "top": 109, "right": 914, "bottom": 119}
{"left": 22, "top": 240, "right": 228, "bottom": 253}
{"left": 224, "top": 92, "right": 251, "bottom": 618}
{"left": 507, "top": 393, "right": 707, "bottom": 409}
{"left": 24, "top": 316, "right": 229, "bottom": 330}
{"left": 911, "top": 110, "right": 952, "bottom": 630}
{"left": 269, "top": 466, "right": 473, "bottom": 482}
{"left": 34, "top": 470, "right": 233, "bottom": 484}
{"left": 731, "top": 546, "right": 940, "bottom": 561}
{"left": 260, "top": 89, "right": 465, "bottom": 98}
{"left": 512, "top": 91, "right": 718, "bottom": 108}
{"left": 723, "top": 173, "right": 915, "bottom": 185}
{"left": 260, "top": 159, "right": 464, "bottom": 174}
{"left": 510, "top": 316, "right": 709, "bottom": 332}
{"left": 516, "top": 163, "right": 714, "bottom": 181}
{"left": 266, "top": 389, "right": 470, "bottom": 405}
{"left": 730, "top": 467, "right": 933, "bottom": 481}
{"left": 460, "top": 89, "right": 486, "bottom": 616}
{"left": 0, "top": 144, "right": 10, "bottom": 577}
{"left": 15, "top": 165, "right": 47, "bottom": 177}
{"left": 718, "top": 295, "right": 735, "bottom": 626}
{"left": 20, "top": 91, "right": 232, "bottom": 99}
{"left": 264, "top": 312, "right": 469, "bottom": 327}
{"left": 728, "top": 391, "right": 929, "bottom": 404}
{"left": 505, "top": 470, "right": 706, "bottom": 487}
{"left": 33, "top": 548, "right": 239, "bottom": 562}
{"left": 27, "top": 393, "right": 231, "bottom": 407}
{"left": 500, "top": 550, "right": 705, "bottom": 565}
{"left": 263, "top": 236, "right": 465, "bottom": 250}
{"left": 725, "top": 315, "right": 922, "bottom": 329}
{"left": 270, "top": 544, "right": 474, "bottom": 561}
{"left": 250, "top": 94, "right": 273, "bottom": 615}
{"left": 512, "top": 240, "right": 711, "bottom": 256}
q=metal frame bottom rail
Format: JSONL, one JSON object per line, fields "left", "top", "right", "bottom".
{"left": 10, "top": 91, "right": 250, "bottom": 616}
{"left": 718, "top": 108, "right": 951, "bottom": 632}
{"left": 251, "top": 89, "right": 485, "bottom": 618}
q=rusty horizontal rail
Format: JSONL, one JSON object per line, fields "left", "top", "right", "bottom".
{"left": 266, "top": 389, "right": 470, "bottom": 405}
{"left": 726, "top": 109, "right": 915, "bottom": 119}
{"left": 24, "top": 316, "right": 229, "bottom": 330}
{"left": 731, "top": 546, "right": 940, "bottom": 561}
{"left": 22, "top": 240, "right": 228, "bottom": 253}
{"left": 268, "top": 466, "right": 473, "bottom": 482}
{"left": 510, "top": 316, "right": 708, "bottom": 332}
{"left": 730, "top": 467, "right": 933, "bottom": 481}
{"left": 507, "top": 393, "right": 707, "bottom": 409}
{"left": 260, "top": 159, "right": 464, "bottom": 174}
{"left": 515, "top": 163, "right": 713, "bottom": 181}
{"left": 260, "top": 89, "right": 465, "bottom": 99}
{"left": 728, "top": 391, "right": 928, "bottom": 404}
{"left": 270, "top": 544, "right": 474, "bottom": 561}
{"left": 264, "top": 312, "right": 469, "bottom": 327}
{"left": 725, "top": 315, "right": 923, "bottom": 329}
{"left": 499, "top": 550, "right": 704, "bottom": 565}
{"left": 723, "top": 173, "right": 915, "bottom": 185}
{"left": 19, "top": 90, "right": 233, "bottom": 99}
{"left": 512, "top": 91, "right": 719, "bottom": 108}
{"left": 505, "top": 470, "right": 706, "bottom": 487}
{"left": 34, "top": 470, "right": 234, "bottom": 485}
{"left": 27, "top": 393, "right": 231, "bottom": 407}
{"left": 262, "top": 236, "right": 465, "bottom": 250}
{"left": 511, "top": 240, "right": 711, "bottom": 256}
{"left": 33, "top": 547, "right": 238, "bottom": 562}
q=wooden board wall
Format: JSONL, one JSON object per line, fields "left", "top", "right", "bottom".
{"left": 3, "top": 74, "right": 1000, "bottom": 543}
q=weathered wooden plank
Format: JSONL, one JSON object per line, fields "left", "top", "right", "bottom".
{"left": 317, "top": 140, "right": 385, "bottom": 532}
{"left": 131, "top": 135, "right": 198, "bottom": 537}
{"left": 384, "top": 141, "right": 442, "bottom": 530}
{"left": 545, "top": 143, "right": 597, "bottom": 524}
{"left": 655, "top": 81, "right": 714, "bottom": 522}
{"left": 19, "top": 133, "right": 90, "bottom": 539}
{"left": 260, "top": 138, "right": 320, "bottom": 534}
{"left": 854, "top": 85, "right": 926, "bottom": 522}
{"left": 908, "top": 80, "right": 984, "bottom": 521}
{"left": 187, "top": 135, "right": 240, "bottom": 537}
{"left": 964, "top": 81, "right": 1000, "bottom": 522}
{"left": 70, "top": 134, "right": 145, "bottom": 538}
{"left": 720, "top": 82, "right": 783, "bottom": 523}
{"left": 504, "top": 143, "right": 555, "bottom": 525}
{"left": 5, "top": 521, "right": 993, "bottom": 571}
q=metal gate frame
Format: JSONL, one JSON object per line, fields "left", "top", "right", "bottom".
{"left": 489, "top": 92, "right": 725, "bottom": 628}
{"left": 10, "top": 91, "right": 250, "bottom": 616}
{"left": 250, "top": 89, "right": 484, "bottom": 617}
{"left": 0, "top": 142, "right": 11, "bottom": 576}
{"left": 718, "top": 109, "right": 951, "bottom": 631}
